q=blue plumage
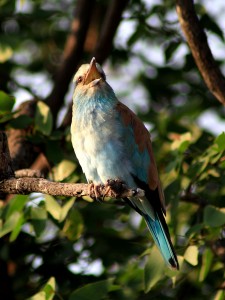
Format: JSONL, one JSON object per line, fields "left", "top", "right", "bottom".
{"left": 71, "top": 57, "right": 179, "bottom": 269}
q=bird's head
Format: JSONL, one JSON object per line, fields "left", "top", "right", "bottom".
{"left": 73, "top": 57, "right": 107, "bottom": 95}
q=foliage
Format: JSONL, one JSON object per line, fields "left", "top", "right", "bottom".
{"left": 0, "top": 0, "right": 225, "bottom": 299}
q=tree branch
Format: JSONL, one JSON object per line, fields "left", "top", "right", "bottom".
{"left": 61, "top": 0, "right": 129, "bottom": 129}
{"left": 46, "top": 0, "right": 95, "bottom": 121}
{"left": 176, "top": 0, "right": 225, "bottom": 106}
{"left": 93, "top": 0, "right": 129, "bottom": 64}
{"left": 0, "top": 132, "right": 14, "bottom": 181}
{"left": 0, "top": 177, "right": 144, "bottom": 199}
{"left": 0, "top": 131, "right": 144, "bottom": 200}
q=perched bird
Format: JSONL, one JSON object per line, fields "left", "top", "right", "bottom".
{"left": 71, "top": 57, "right": 179, "bottom": 269}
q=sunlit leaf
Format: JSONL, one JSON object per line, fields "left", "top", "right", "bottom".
{"left": 60, "top": 198, "right": 75, "bottom": 222}
{"left": 215, "top": 132, "right": 225, "bottom": 152}
{"left": 52, "top": 159, "right": 77, "bottom": 181}
{"left": 199, "top": 248, "right": 213, "bottom": 282}
{"left": 0, "top": 91, "right": 15, "bottom": 112}
{"left": 0, "top": 45, "right": 13, "bottom": 63}
{"left": 35, "top": 101, "right": 53, "bottom": 136}
{"left": 28, "top": 291, "right": 46, "bottom": 300}
{"left": 184, "top": 245, "right": 198, "bottom": 266}
{"left": 28, "top": 277, "right": 56, "bottom": 300}
{"left": 0, "top": 212, "right": 22, "bottom": 238}
{"left": 213, "top": 289, "right": 225, "bottom": 300}
{"left": 45, "top": 195, "right": 75, "bottom": 222}
{"left": 9, "top": 213, "right": 25, "bottom": 242}
{"left": 45, "top": 195, "right": 61, "bottom": 221}
{"left": 42, "top": 277, "right": 56, "bottom": 300}
{"left": 170, "top": 132, "right": 192, "bottom": 152}
{"left": 5, "top": 195, "right": 28, "bottom": 219}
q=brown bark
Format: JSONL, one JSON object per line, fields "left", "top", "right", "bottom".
{"left": 0, "top": 132, "right": 14, "bottom": 180}
{"left": 176, "top": 0, "right": 225, "bottom": 106}
{"left": 0, "top": 177, "right": 144, "bottom": 199}
{"left": 93, "top": 0, "right": 129, "bottom": 64}
{"left": 46, "top": 0, "right": 95, "bottom": 121}
{"left": 7, "top": 100, "right": 39, "bottom": 171}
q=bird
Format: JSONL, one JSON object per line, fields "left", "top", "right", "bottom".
{"left": 71, "top": 57, "right": 179, "bottom": 270}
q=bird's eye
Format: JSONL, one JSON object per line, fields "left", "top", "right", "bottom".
{"left": 77, "top": 76, "right": 83, "bottom": 84}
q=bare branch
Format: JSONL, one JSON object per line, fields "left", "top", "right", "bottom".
{"left": 46, "top": 0, "right": 96, "bottom": 121}
{"left": 7, "top": 100, "right": 39, "bottom": 171}
{"left": 93, "top": 0, "right": 129, "bottom": 64}
{"left": 15, "top": 169, "right": 44, "bottom": 178}
{"left": 0, "top": 177, "right": 145, "bottom": 199}
{"left": 176, "top": 0, "right": 225, "bottom": 106}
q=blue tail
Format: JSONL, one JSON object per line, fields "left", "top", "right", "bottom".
{"left": 144, "top": 213, "right": 179, "bottom": 269}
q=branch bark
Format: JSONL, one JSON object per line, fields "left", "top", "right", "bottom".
{"left": 61, "top": 0, "right": 129, "bottom": 129}
{"left": 0, "top": 132, "right": 14, "bottom": 181}
{"left": 176, "top": 0, "right": 225, "bottom": 106}
{"left": 0, "top": 177, "right": 144, "bottom": 199}
{"left": 46, "top": 0, "right": 95, "bottom": 121}
{"left": 0, "top": 131, "right": 144, "bottom": 200}
{"left": 93, "top": 0, "right": 129, "bottom": 64}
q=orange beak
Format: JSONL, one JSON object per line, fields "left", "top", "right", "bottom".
{"left": 84, "top": 57, "right": 102, "bottom": 85}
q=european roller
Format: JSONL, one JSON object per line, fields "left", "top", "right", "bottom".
{"left": 71, "top": 57, "right": 179, "bottom": 269}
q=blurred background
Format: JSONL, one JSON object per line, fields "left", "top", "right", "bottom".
{"left": 0, "top": 0, "right": 225, "bottom": 299}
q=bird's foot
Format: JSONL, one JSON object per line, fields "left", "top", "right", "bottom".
{"left": 105, "top": 179, "right": 127, "bottom": 198}
{"left": 88, "top": 182, "right": 104, "bottom": 202}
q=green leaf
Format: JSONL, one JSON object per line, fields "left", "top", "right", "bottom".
{"left": 28, "top": 277, "right": 56, "bottom": 300}
{"left": 184, "top": 245, "right": 198, "bottom": 266}
{"left": 5, "top": 195, "right": 28, "bottom": 219}
{"left": 30, "top": 207, "right": 47, "bottom": 237}
{"left": 42, "top": 277, "right": 56, "bottom": 300}
{"left": 0, "top": 212, "right": 22, "bottom": 238}
{"left": 45, "top": 195, "right": 62, "bottom": 221}
{"left": 62, "top": 207, "right": 84, "bottom": 241}
{"left": 165, "top": 41, "right": 180, "bottom": 62}
{"left": 201, "top": 14, "right": 224, "bottom": 42}
{"left": 28, "top": 291, "right": 46, "bottom": 300}
{"left": 9, "top": 213, "right": 25, "bottom": 242}
{"left": 203, "top": 205, "right": 225, "bottom": 227}
{"left": 0, "top": 91, "right": 15, "bottom": 112}
{"left": 69, "top": 279, "right": 115, "bottom": 300}
{"left": 52, "top": 159, "right": 77, "bottom": 181}
{"left": 46, "top": 140, "right": 64, "bottom": 164}
{"left": 215, "top": 132, "right": 225, "bottom": 152}
{"left": 199, "top": 248, "right": 213, "bottom": 282}
{"left": 60, "top": 198, "right": 75, "bottom": 222}
{"left": 45, "top": 196, "right": 75, "bottom": 222}
{"left": 171, "top": 132, "right": 192, "bottom": 153}
{"left": 144, "top": 246, "right": 166, "bottom": 292}
{"left": 9, "top": 115, "right": 33, "bottom": 129}
{"left": 0, "top": 45, "right": 13, "bottom": 63}
{"left": 35, "top": 101, "right": 53, "bottom": 136}
{"left": 213, "top": 289, "right": 225, "bottom": 300}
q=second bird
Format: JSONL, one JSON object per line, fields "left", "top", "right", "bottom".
{"left": 71, "top": 57, "right": 179, "bottom": 270}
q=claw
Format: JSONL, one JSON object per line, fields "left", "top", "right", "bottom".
{"left": 105, "top": 179, "right": 127, "bottom": 198}
{"left": 88, "top": 182, "right": 104, "bottom": 202}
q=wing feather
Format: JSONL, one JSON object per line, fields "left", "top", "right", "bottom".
{"left": 116, "top": 102, "right": 166, "bottom": 214}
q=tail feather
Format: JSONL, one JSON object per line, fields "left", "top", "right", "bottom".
{"left": 144, "top": 213, "right": 179, "bottom": 270}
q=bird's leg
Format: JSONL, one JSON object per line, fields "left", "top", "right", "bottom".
{"left": 88, "top": 181, "right": 104, "bottom": 202}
